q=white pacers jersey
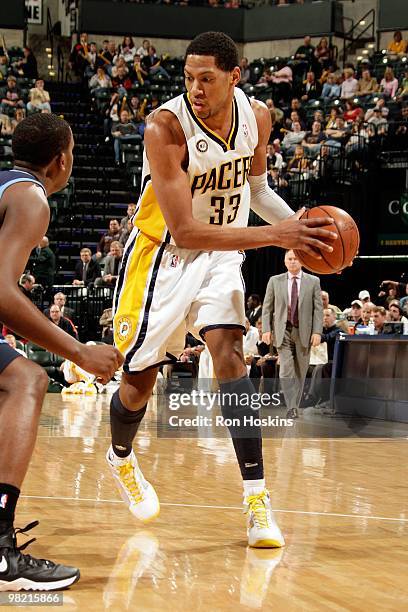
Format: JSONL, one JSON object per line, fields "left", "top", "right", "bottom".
{"left": 133, "top": 86, "right": 258, "bottom": 244}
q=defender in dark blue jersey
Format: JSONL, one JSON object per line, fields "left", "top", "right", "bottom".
{"left": 0, "top": 114, "right": 123, "bottom": 591}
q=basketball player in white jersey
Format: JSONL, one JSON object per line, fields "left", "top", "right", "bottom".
{"left": 107, "top": 32, "right": 336, "bottom": 547}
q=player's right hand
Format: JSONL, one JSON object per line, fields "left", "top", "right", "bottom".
{"left": 77, "top": 344, "right": 124, "bottom": 385}
{"left": 272, "top": 208, "right": 338, "bottom": 258}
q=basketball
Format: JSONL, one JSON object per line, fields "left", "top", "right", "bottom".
{"left": 294, "top": 205, "right": 360, "bottom": 275}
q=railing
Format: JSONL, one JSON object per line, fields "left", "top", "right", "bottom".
{"left": 46, "top": 7, "right": 55, "bottom": 77}
{"left": 342, "top": 8, "right": 376, "bottom": 67}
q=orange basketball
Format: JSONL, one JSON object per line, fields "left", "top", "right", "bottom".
{"left": 294, "top": 205, "right": 360, "bottom": 274}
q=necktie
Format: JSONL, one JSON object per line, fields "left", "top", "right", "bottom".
{"left": 82, "top": 263, "right": 87, "bottom": 282}
{"left": 290, "top": 276, "right": 299, "bottom": 326}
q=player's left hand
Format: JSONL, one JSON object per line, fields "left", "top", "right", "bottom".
{"left": 310, "top": 333, "right": 321, "bottom": 347}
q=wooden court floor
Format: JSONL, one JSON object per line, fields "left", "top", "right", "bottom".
{"left": 14, "top": 393, "right": 408, "bottom": 611}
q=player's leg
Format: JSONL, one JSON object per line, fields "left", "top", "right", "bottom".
{"left": 277, "top": 326, "right": 298, "bottom": 418}
{"left": 0, "top": 352, "right": 80, "bottom": 591}
{"left": 205, "top": 328, "right": 284, "bottom": 548}
{"left": 106, "top": 369, "right": 160, "bottom": 523}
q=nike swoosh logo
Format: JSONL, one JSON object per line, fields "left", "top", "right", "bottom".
{"left": 0, "top": 556, "right": 8, "bottom": 572}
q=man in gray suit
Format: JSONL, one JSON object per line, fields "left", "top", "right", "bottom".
{"left": 262, "top": 250, "right": 323, "bottom": 418}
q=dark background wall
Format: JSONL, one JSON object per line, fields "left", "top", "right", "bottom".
{"left": 80, "top": 0, "right": 342, "bottom": 41}
{"left": 0, "top": 0, "right": 25, "bottom": 29}
{"left": 378, "top": 0, "right": 408, "bottom": 31}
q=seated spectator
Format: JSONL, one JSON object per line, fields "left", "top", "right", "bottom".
{"left": 372, "top": 306, "right": 387, "bottom": 333}
{"left": 387, "top": 31, "right": 407, "bottom": 56}
{"left": 312, "top": 109, "right": 325, "bottom": 125}
{"left": 125, "top": 95, "right": 147, "bottom": 135}
{"left": 325, "top": 107, "right": 340, "bottom": 129}
{"left": 19, "top": 273, "right": 36, "bottom": 301}
{"left": 96, "top": 219, "right": 122, "bottom": 259}
{"left": 142, "top": 46, "right": 170, "bottom": 80}
{"left": 287, "top": 145, "right": 309, "bottom": 174}
{"left": 265, "top": 98, "right": 284, "bottom": 124}
{"left": 281, "top": 121, "right": 306, "bottom": 155}
{"left": 111, "top": 56, "right": 129, "bottom": 79}
{"left": 285, "top": 110, "right": 306, "bottom": 131}
{"left": 313, "top": 144, "right": 337, "bottom": 178}
{"left": 321, "top": 73, "right": 341, "bottom": 100}
{"left": 100, "top": 308, "right": 114, "bottom": 344}
{"left": 32, "top": 236, "right": 56, "bottom": 288}
{"left": 89, "top": 66, "right": 112, "bottom": 91}
{"left": 302, "top": 121, "right": 325, "bottom": 156}
{"left": 361, "top": 301, "right": 376, "bottom": 326}
{"left": 238, "top": 57, "right": 250, "bottom": 88}
{"left": 359, "top": 290, "right": 371, "bottom": 303}
{"left": 120, "top": 202, "right": 137, "bottom": 229}
{"left": 350, "top": 299, "right": 363, "bottom": 324}
{"left": 321, "top": 290, "right": 341, "bottom": 314}
{"left": 48, "top": 305, "right": 78, "bottom": 339}
{"left": 0, "top": 53, "right": 9, "bottom": 80}
{"left": 286, "top": 97, "right": 307, "bottom": 123}
{"left": 120, "top": 218, "right": 133, "bottom": 247}
{"left": 131, "top": 54, "right": 149, "bottom": 85}
{"left": 117, "top": 36, "right": 136, "bottom": 64}
{"left": 343, "top": 100, "right": 363, "bottom": 124}
{"left": 111, "top": 66, "right": 133, "bottom": 95}
{"left": 356, "top": 68, "right": 378, "bottom": 97}
{"left": 270, "top": 64, "right": 293, "bottom": 99}
{"left": 365, "top": 97, "right": 389, "bottom": 121}
{"left": 314, "top": 37, "right": 332, "bottom": 69}
{"left": 0, "top": 76, "right": 24, "bottom": 116}
{"left": 388, "top": 301, "right": 408, "bottom": 334}
{"left": 69, "top": 32, "right": 90, "bottom": 78}
{"left": 44, "top": 292, "right": 75, "bottom": 322}
{"left": 294, "top": 35, "right": 315, "bottom": 71}
{"left": 95, "top": 241, "right": 122, "bottom": 288}
{"left": 325, "top": 116, "right": 350, "bottom": 145}
{"left": 4, "top": 334, "right": 26, "bottom": 357}
{"left": 266, "top": 143, "right": 284, "bottom": 170}
{"left": 268, "top": 167, "right": 289, "bottom": 200}
{"left": 14, "top": 47, "right": 38, "bottom": 80}
{"left": 27, "top": 79, "right": 51, "bottom": 114}
{"left": 101, "top": 41, "right": 118, "bottom": 72}
{"left": 84, "top": 42, "right": 100, "bottom": 78}
{"left": 111, "top": 109, "right": 140, "bottom": 164}
{"left": 301, "top": 71, "right": 321, "bottom": 101}
{"left": 341, "top": 67, "right": 358, "bottom": 100}
{"left": 246, "top": 294, "right": 262, "bottom": 326}
{"left": 136, "top": 39, "right": 150, "bottom": 57}
{"left": 104, "top": 92, "right": 120, "bottom": 138}
{"left": 380, "top": 67, "right": 399, "bottom": 99}
{"left": 367, "top": 106, "right": 388, "bottom": 135}
{"left": 73, "top": 247, "right": 101, "bottom": 286}
{"left": 397, "top": 68, "right": 408, "bottom": 100}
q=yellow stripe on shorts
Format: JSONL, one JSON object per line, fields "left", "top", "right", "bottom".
{"left": 134, "top": 180, "right": 167, "bottom": 243}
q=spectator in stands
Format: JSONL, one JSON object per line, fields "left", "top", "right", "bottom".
{"left": 112, "top": 66, "right": 133, "bottom": 94}
{"left": 111, "top": 109, "right": 139, "bottom": 164}
{"left": 302, "top": 121, "right": 325, "bottom": 156}
{"left": 287, "top": 97, "right": 307, "bottom": 123}
{"left": 111, "top": 57, "right": 129, "bottom": 79}
{"left": 48, "top": 305, "right": 78, "bottom": 339}
{"left": 44, "top": 293, "right": 75, "bottom": 322}
{"left": 136, "top": 39, "right": 150, "bottom": 57}
{"left": 120, "top": 202, "right": 137, "bottom": 230}
{"left": 388, "top": 301, "right": 408, "bottom": 334}
{"left": 365, "top": 97, "right": 389, "bottom": 121}
{"left": 266, "top": 98, "right": 284, "bottom": 124}
{"left": 285, "top": 110, "right": 305, "bottom": 131}
{"left": 73, "top": 247, "right": 101, "bottom": 286}
{"left": 118, "top": 36, "right": 136, "bottom": 64}
{"left": 238, "top": 57, "right": 250, "bottom": 88}
{"left": 343, "top": 100, "right": 363, "bottom": 124}
{"left": 89, "top": 66, "right": 112, "bottom": 91}
{"left": 32, "top": 236, "right": 56, "bottom": 289}
{"left": 313, "top": 109, "right": 324, "bottom": 125}
{"left": 27, "top": 79, "right": 51, "bottom": 114}
{"left": 142, "top": 46, "right": 170, "bottom": 80}
{"left": 281, "top": 121, "right": 306, "bottom": 155}
{"left": 301, "top": 71, "right": 321, "bottom": 101}
{"left": 287, "top": 145, "right": 309, "bottom": 174}
{"left": 372, "top": 306, "right": 387, "bottom": 333}
{"left": 266, "top": 143, "right": 283, "bottom": 170}
{"left": 294, "top": 35, "right": 315, "bottom": 72}
{"left": 19, "top": 273, "right": 35, "bottom": 301}
{"left": 131, "top": 54, "right": 149, "bottom": 85}
{"left": 268, "top": 167, "right": 289, "bottom": 200}
{"left": 325, "top": 116, "right": 350, "bottom": 145}
{"left": 246, "top": 294, "right": 262, "bottom": 326}
{"left": 101, "top": 41, "right": 117, "bottom": 72}
{"left": 350, "top": 299, "right": 363, "bottom": 324}
{"left": 4, "top": 335, "right": 26, "bottom": 358}
{"left": 69, "top": 32, "right": 89, "bottom": 78}
{"left": 14, "top": 47, "right": 38, "bottom": 80}
{"left": 83, "top": 41, "right": 101, "bottom": 78}
{"left": 95, "top": 241, "right": 123, "bottom": 288}
{"left": 380, "top": 67, "right": 399, "bottom": 99}
{"left": 126, "top": 95, "right": 147, "bottom": 135}
{"left": 10, "top": 108, "right": 26, "bottom": 132}
{"left": 325, "top": 107, "right": 340, "bottom": 129}
{"left": 341, "top": 67, "right": 358, "bottom": 100}
{"left": 96, "top": 220, "right": 122, "bottom": 259}
{"left": 397, "top": 68, "right": 408, "bottom": 100}
{"left": 100, "top": 308, "right": 114, "bottom": 344}
{"left": 387, "top": 31, "right": 407, "bottom": 56}
{"left": 361, "top": 301, "right": 376, "bottom": 326}
{"left": 120, "top": 218, "right": 133, "bottom": 247}
{"left": 321, "top": 73, "right": 340, "bottom": 100}
{"left": 367, "top": 106, "right": 388, "bottom": 135}
{"left": 359, "top": 289, "right": 371, "bottom": 303}
{"left": 104, "top": 92, "right": 120, "bottom": 138}
{"left": 0, "top": 54, "right": 9, "bottom": 80}
{"left": 0, "top": 76, "right": 24, "bottom": 117}
{"left": 321, "top": 290, "right": 341, "bottom": 314}
{"left": 314, "top": 37, "right": 332, "bottom": 70}
{"left": 356, "top": 67, "right": 378, "bottom": 97}
{"left": 270, "top": 63, "right": 293, "bottom": 100}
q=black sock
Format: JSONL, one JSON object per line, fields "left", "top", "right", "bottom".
{"left": 110, "top": 390, "right": 146, "bottom": 458}
{"left": 219, "top": 376, "right": 264, "bottom": 481}
{"left": 0, "top": 483, "right": 20, "bottom": 533}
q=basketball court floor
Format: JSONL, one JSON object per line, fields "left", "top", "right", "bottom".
{"left": 16, "top": 393, "right": 408, "bottom": 611}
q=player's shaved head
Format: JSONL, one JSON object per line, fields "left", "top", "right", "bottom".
{"left": 12, "top": 113, "right": 72, "bottom": 167}
{"left": 185, "top": 32, "right": 238, "bottom": 72}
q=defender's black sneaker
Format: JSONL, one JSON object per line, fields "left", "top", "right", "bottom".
{"left": 0, "top": 521, "right": 80, "bottom": 591}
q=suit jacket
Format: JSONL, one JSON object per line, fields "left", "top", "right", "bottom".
{"left": 74, "top": 259, "right": 101, "bottom": 285}
{"left": 262, "top": 271, "right": 323, "bottom": 348}
{"left": 245, "top": 305, "right": 262, "bottom": 326}
{"left": 44, "top": 306, "right": 75, "bottom": 322}
{"left": 103, "top": 255, "right": 121, "bottom": 278}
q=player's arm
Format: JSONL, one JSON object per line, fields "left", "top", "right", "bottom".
{"left": 249, "top": 99, "right": 295, "bottom": 224}
{"left": 145, "top": 112, "right": 336, "bottom": 256}
{"left": 0, "top": 184, "right": 122, "bottom": 380}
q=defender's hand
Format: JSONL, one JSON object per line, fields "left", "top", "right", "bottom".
{"left": 76, "top": 344, "right": 124, "bottom": 384}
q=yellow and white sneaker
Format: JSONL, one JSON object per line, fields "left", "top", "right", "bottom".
{"left": 244, "top": 490, "right": 285, "bottom": 548}
{"left": 106, "top": 446, "right": 160, "bottom": 522}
